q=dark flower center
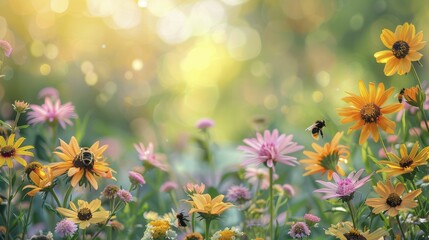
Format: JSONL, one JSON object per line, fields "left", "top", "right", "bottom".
{"left": 344, "top": 229, "right": 367, "bottom": 240}
{"left": 73, "top": 148, "right": 95, "bottom": 170}
{"left": 0, "top": 146, "right": 16, "bottom": 158}
{"left": 360, "top": 103, "right": 381, "bottom": 123}
{"left": 77, "top": 208, "right": 92, "bottom": 221}
{"left": 399, "top": 156, "right": 413, "bottom": 168}
{"left": 392, "top": 40, "right": 410, "bottom": 59}
{"left": 386, "top": 193, "right": 402, "bottom": 207}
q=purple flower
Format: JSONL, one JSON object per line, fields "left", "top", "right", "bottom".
{"left": 160, "top": 181, "right": 178, "bottom": 192}
{"left": 0, "top": 40, "right": 12, "bottom": 57}
{"left": 129, "top": 171, "right": 146, "bottom": 186}
{"left": 37, "top": 87, "right": 59, "bottom": 100}
{"left": 314, "top": 169, "right": 373, "bottom": 201}
{"left": 282, "top": 184, "right": 296, "bottom": 197}
{"left": 195, "top": 118, "right": 215, "bottom": 130}
{"left": 27, "top": 97, "right": 78, "bottom": 129}
{"left": 226, "top": 185, "right": 251, "bottom": 202}
{"left": 117, "top": 189, "right": 133, "bottom": 203}
{"left": 288, "top": 222, "right": 311, "bottom": 239}
{"left": 134, "top": 142, "right": 169, "bottom": 171}
{"left": 304, "top": 213, "right": 320, "bottom": 223}
{"left": 55, "top": 219, "right": 77, "bottom": 237}
{"left": 238, "top": 129, "right": 303, "bottom": 168}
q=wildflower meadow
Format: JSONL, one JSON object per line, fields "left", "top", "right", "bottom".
{"left": 1, "top": 1, "right": 429, "bottom": 239}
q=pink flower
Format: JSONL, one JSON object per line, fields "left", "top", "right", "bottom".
{"left": 288, "top": 222, "right": 311, "bottom": 239}
{"left": 160, "top": 181, "right": 178, "bottom": 192}
{"left": 238, "top": 129, "right": 303, "bottom": 168}
{"left": 184, "top": 182, "right": 205, "bottom": 195}
{"left": 196, "top": 118, "right": 215, "bottom": 130}
{"left": 129, "top": 171, "right": 146, "bottom": 186}
{"left": 303, "top": 213, "right": 320, "bottom": 223}
{"left": 27, "top": 97, "right": 77, "bottom": 129}
{"left": 38, "top": 87, "right": 59, "bottom": 100}
{"left": 226, "top": 185, "right": 251, "bottom": 203}
{"left": 314, "top": 169, "right": 373, "bottom": 201}
{"left": 0, "top": 40, "right": 12, "bottom": 57}
{"left": 134, "top": 142, "right": 169, "bottom": 171}
{"left": 244, "top": 167, "right": 278, "bottom": 190}
{"left": 55, "top": 219, "right": 77, "bottom": 237}
{"left": 117, "top": 189, "right": 133, "bottom": 203}
{"left": 282, "top": 184, "right": 296, "bottom": 197}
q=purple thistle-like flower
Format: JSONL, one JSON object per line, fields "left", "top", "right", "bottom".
{"left": 160, "top": 181, "right": 178, "bottom": 192}
{"left": 55, "top": 219, "right": 77, "bottom": 237}
{"left": 117, "top": 189, "right": 133, "bottom": 203}
{"left": 288, "top": 222, "right": 311, "bottom": 239}
{"left": 27, "top": 97, "right": 77, "bottom": 129}
{"left": 195, "top": 118, "right": 215, "bottom": 130}
{"left": 129, "top": 171, "right": 146, "bottom": 186}
{"left": 304, "top": 213, "right": 320, "bottom": 223}
{"left": 0, "top": 40, "right": 12, "bottom": 57}
{"left": 238, "top": 129, "right": 303, "bottom": 168}
{"left": 226, "top": 185, "right": 252, "bottom": 202}
{"left": 134, "top": 142, "right": 169, "bottom": 171}
{"left": 314, "top": 169, "right": 373, "bottom": 201}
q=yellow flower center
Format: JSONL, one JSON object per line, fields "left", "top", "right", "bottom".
{"left": 360, "top": 103, "right": 381, "bottom": 123}
{"left": 149, "top": 220, "right": 170, "bottom": 238}
{"left": 78, "top": 208, "right": 93, "bottom": 221}
{"left": 392, "top": 40, "right": 410, "bottom": 59}
{"left": 73, "top": 147, "right": 95, "bottom": 170}
{"left": 0, "top": 145, "right": 15, "bottom": 158}
{"left": 219, "top": 230, "right": 235, "bottom": 240}
{"left": 399, "top": 156, "right": 413, "bottom": 168}
{"left": 386, "top": 193, "right": 402, "bottom": 207}
{"left": 343, "top": 228, "right": 366, "bottom": 240}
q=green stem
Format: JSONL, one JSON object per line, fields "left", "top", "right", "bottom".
{"left": 419, "top": 106, "right": 429, "bottom": 133}
{"left": 5, "top": 168, "right": 13, "bottom": 240}
{"left": 91, "top": 201, "right": 124, "bottom": 240}
{"left": 82, "top": 228, "right": 86, "bottom": 240}
{"left": 346, "top": 200, "right": 357, "bottom": 229}
{"left": 269, "top": 167, "right": 274, "bottom": 240}
{"left": 63, "top": 185, "right": 73, "bottom": 208}
{"left": 11, "top": 112, "right": 21, "bottom": 134}
{"left": 205, "top": 219, "right": 212, "bottom": 240}
{"left": 50, "top": 188, "right": 62, "bottom": 207}
{"left": 379, "top": 134, "right": 391, "bottom": 162}
{"left": 411, "top": 63, "right": 423, "bottom": 89}
{"left": 396, "top": 215, "right": 407, "bottom": 240}
{"left": 21, "top": 196, "right": 34, "bottom": 240}
{"left": 191, "top": 213, "right": 195, "bottom": 233}
{"left": 169, "top": 191, "right": 179, "bottom": 209}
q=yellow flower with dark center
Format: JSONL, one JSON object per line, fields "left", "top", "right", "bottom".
{"left": 325, "top": 221, "right": 388, "bottom": 240}
{"left": 365, "top": 180, "right": 421, "bottom": 217}
{"left": 301, "top": 132, "right": 349, "bottom": 180}
{"left": 56, "top": 199, "right": 109, "bottom": 229}
{"left": 148, "top": 220, "right": 170, "bottom": 239}
{"left": 378, "top": 142, "right": 429, "bottom": 177}
{"left": 50, "top": 136, "right": 115, "bottom": 190}
{"left": 184, "top": 232, "right": 204, "bottom": 240}
{"left": 403, "top": 86, "right": 425, "bottom": 107}
{"left": 374, "top": 22, "right": 426, "bottom": 76}
{"left": 0, "top": 134, "right": 34, "bottom": 168}
{"left": 23, "top": 166, "right": 54, "bottom": 196}
{"left": 338, "top": 80, "right": 403, "bottom": 145}
{"left": 24, "top": 161, "right": 46, "bottom": 179}
{"left": 186, "top": 194, "right": 234, "bottom": 217}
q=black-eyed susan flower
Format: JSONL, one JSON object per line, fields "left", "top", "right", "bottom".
{"left": 300, "top": 132, "right": 349, "bottom": 180}
{"left": 378, "top": 142, "right": 429, "bottom": 177}
{"left": 374, "top": 22, "right": 426, "bottom": 76}
{"left": 50, "top": 137, "right": 115, "bottom": 190}
{"left": 325, "top": 221, "right": 388, "bottom": 240}
{"left": 365, "top": 180, "right": 421, "bottom": 217}
{"left": 0, "top": 134, "right": 33, "bottom": 168}
{"left": 56, "top": 199, "right": 109, "bottom": 229}
{"left": 23, "top": 165, "right": 54, "bottom": 197}
{"left": 338, "top": 80, "right": 402, "bottom": 145}
{"left": 403, "top": 85, "right": 425, "bottom": 107}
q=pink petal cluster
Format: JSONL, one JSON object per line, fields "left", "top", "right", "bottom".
{"left": 129, "top": 171, "right": 146, "bottom": 186}
{"left": 195, "top": 118, "right": 215, "bottom": 130}
{"left": 27, "top": 97, "right": 77, "bottom": 129}
{"left": 288, "top": 222, "right": 311, "bottom": 239}
{"left": 184, "top": 182, "right": 205, "bottom": 195}
{"left": 134, "top": 142, "right": 169, "bottom": 171}
{"left": 226, "top": 185, "right": 251, "bottom": 202}
{"left": 55, "top": 219, "right": 77, "bottom": 237}
{"left": 117, "top": 189, "right": 133, "bottom": 203}
{"left": 238, "top": 129, "right": 303, "bottom": 168}
{"left": 160, "top": 181, "right": 178, "bottom": 192}
{"left": 0, "top": 40, "right": 12, "bottom": 57}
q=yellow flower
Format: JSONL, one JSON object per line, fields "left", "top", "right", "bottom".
{"left": 147, "top": 220, "right": 170, "bottom": 239}
{"left": 403, "top": 85, "right": 425, "bottom": 107}
{"left": 365, "top": 180, "right": 421, "bottom": 217}
{"left": 56, "top": 199, "right": 109, "bottom": 229}
{"left": 325, "top": 221, "right": 388, "bottom": 240}
{"left": 0, "top": 134, "right": 34, "bottom": 168}
{"left": 374, "top": 22, "right": 426, "bottom": 76}
{"left": 184, "top": 232, "right": 204, "bottom": 240}
{"left": 50, "top": 136, "right": 115, "bottom": 190}
{"left": 187, "top": 194, "right": 234, "bottom": 216}
{"left": 300, "top": 132, "right": 349, "bottom": 180}
{"left": 23, "top": 165, "right": 54, "bottom": 197}
{"left": 378, "top": 142, "right": 429, "bottom": 177}
{"left": 338, "top": 80, "right": 402, "bottom": 145}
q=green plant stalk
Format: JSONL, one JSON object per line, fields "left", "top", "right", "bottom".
{"left": 205, "top": 219, "right": 212, "bottom": 240}
{"left": 346, "top": 200, "right": 357, "bottom": 229}
{"left": 50, "top": 188, "right": 62, "bottom": 207}
{"left": 269, "top": 167, "right": 274, "bottom": 240}
{"left": 396, "top": 215, "right": 407, "bottom": 239}
{"left": 411, "top": 63, "right": 429, "bottom": 133}
{"left": 5, "top": 168, "right": 13, "bottom": 240}
{"left": 191, "top": 213, "right": 195, "bottom": 233}
{"left": 91, "top": 201, "right": 124, "bottom": 240}
{"left": 11, "top": 112, "right": 21, "bottom": 133}
{"left": 63, "top": 185, "right": 73, "bottom": 208}
{"left": 379, "top": 134, "right": 391, "bottom": 162}
{"left": 82, "top": 228, "right": 86, "bottom": 240}
{"left": 21, "top": 196, "right": 34, "bottom": 240}
{"left": 169, "top": 191, "right": 179, "bottom": 209}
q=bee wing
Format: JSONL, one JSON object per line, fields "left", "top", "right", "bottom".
{"left": 305, "top": 123, "right": 315, "bottom": 131}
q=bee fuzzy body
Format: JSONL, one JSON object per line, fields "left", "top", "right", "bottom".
{"left": 176, "top": 212, "right": 190, "bottom": 227}
{"left": 306, "top": 120, "right": 326, "bottom": 140}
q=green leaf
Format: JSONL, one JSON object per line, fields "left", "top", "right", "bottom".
{"left": 34, "top": 134, "right": 50, "bottom": 162}
{"left": 75, "top": 112, "right": 92, "bottom": 142}
{"left": 17, "top": 124, "right": 29, "bottom": 129}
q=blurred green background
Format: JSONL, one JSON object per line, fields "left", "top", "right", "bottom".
{"left": 1, "top": 0, "right": 428, "bottom": 143}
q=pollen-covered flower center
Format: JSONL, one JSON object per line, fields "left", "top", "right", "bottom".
{"left": 392, "top": 40, "right": 410, "bottom": 59}
{"left": 292, "top": 225, "right": 306, "bottom": 235}
{"left": 360, "top": 103, "right": 381, "bottom": 123}
{"left": 220, "top": 230, "right": 234, "bottom": 239}
{"left": 73, "top": 148, "right": 95, "bottom": 170}
{"left": 0, "top": 145, "right": 16, "bottom": 158}
{"left": 336, "top": 178, "right": 355, "bottom": 196}
{"left": 399, "top": 156, "right": 413, "bottom": 168}
{"left": 77, "top": 208, "right": 92, "bottom": 221}
{"left": 259, "top": 143, "right": 277, "bottom": 160}
{"left": 343, "top": 229, "right": 367, "bottom": 240}
{"left": 386, "top": 193, "right": 402, "bottom": 207}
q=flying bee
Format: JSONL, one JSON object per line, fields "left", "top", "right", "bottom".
{"left": 75, "top": 147, "right": 95, "bottom": 168}
{"left": 397, "top": 88, "right": 405, "bottom": 103}
{"left": 176, "top": 212, "right": 190, "bottom": 227}
{"left": 306, "top": 120, "right": 326, "bottom": 140}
